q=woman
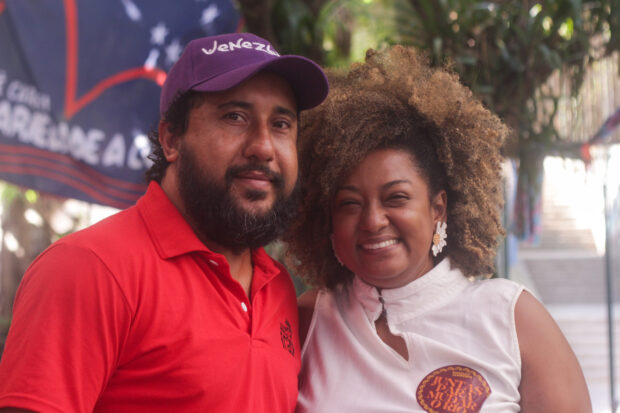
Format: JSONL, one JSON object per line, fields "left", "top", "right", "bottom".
{"left": 285, "top": 46, "right": 591, "bottom": 412}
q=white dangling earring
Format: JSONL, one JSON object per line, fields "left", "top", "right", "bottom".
{"left": 432, "top": 221, "right": 447, "bottom": 257}
{"left": 330, "top": 234, "right": 344, "bottom": 266}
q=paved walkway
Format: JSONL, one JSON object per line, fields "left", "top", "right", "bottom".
{"left": 513, "top": 156, "right": 618, "bottom": 413}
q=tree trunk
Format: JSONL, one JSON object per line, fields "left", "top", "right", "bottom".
{"left": 237, "top": 0, "right": 278, "bottom": 46}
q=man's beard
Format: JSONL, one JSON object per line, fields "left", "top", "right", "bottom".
{"left": 176, "top": 144, "right": 298, "bottom": 254}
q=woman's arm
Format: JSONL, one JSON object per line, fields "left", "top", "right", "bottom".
{"left": 516, "top": 290, "right": 592, "bottom": 413}
{"left": 297, "top": 288, "right": 319, "bottom": 348}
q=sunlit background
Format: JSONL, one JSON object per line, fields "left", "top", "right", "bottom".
{"left": 0, "top": 0, "right": 619, "bottom": 411}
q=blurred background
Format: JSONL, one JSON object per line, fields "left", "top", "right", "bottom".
{"left": 0, "top": 0, "right": 618, "bottom": 411}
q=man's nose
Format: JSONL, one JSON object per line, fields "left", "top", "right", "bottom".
{"left": 243, "top": 122, "right": 275, "bottom": 162}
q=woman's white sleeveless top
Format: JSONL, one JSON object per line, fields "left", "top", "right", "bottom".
{"left": 296, "top": 258, "right": 524, "bottom": 413}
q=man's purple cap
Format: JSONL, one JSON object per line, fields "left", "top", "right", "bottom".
{"left": 160, "top": 32, "right": 329, "bottom": 115}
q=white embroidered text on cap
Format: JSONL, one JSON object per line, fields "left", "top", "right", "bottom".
{"left": 201, "top": 38, "right": 279, "bottom": 57}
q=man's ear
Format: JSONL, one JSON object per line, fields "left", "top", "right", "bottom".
{"left": 158, "top": 120, "right": 179, "bottom": 162}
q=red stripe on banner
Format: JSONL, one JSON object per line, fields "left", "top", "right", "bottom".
{"left": 0, "top": 1, "right": 6, "bottom": 15}
{"left": 67, "top": 67, "right": 166, "bottom": 118}
{"left": 0, "top": 143, "right": 147, "bottom": 193}
{"left": 0, "top": 154, "right": 143, "bottom": 202}
{"left": 62, "top": 0, "right": 166, "bottom": 119}
{"left": 235, "top": 17, "right": 246, "bottom": 33}
{"left": 64, "top": 0, "right": 78, "bottom": 118}
{"left": 0, "top": 164, "right": 134, "bottom": 209}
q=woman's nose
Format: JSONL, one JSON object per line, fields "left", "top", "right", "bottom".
{"left": 359, "top": 202, "right": 389, "bottom": 232}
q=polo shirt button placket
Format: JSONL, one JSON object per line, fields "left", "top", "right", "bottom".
{"left": 240, "top": 301, "right": 252, "bottom": 335}
{"left": 205, "top": 256, "right": 251, "bottom": 323}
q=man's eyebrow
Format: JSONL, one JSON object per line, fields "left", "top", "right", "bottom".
{"left": 216, "top": 101, "right": 297, "bottom": 119}
{"left": 217, "top": 101, "right": 252, "bottom": 110}
{"left": 275, "top": 105, "right": 297, "bottom": 119}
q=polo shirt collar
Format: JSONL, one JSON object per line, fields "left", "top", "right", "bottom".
{"left": 138, "top": 181, "right": 207, "bottom": 259}
{"left": 137, "top": 182, "right": 282, "bottom": 285}
{"left": 352, "top": 258, "right": 470, "bottom": 326}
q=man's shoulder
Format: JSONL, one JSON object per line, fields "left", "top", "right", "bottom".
{"left": 43, "top": 205, "right": 153, "bottom": 272}
{"left": 61, "top": 205, "right": 145, "bottom": 247}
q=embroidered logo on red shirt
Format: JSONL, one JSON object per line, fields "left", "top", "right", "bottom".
{"left": 280, "top": 320, "right": 295, "bottom": 356}
{"left": 416, "top": 365, "right": 491, "bottom": 413}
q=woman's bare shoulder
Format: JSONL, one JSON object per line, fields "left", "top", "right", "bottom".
{"left": 298, "top": 288, "right": 320, "bottom": 347}
{"left": 516, "top": 290, "right": 592, "bottom": 413}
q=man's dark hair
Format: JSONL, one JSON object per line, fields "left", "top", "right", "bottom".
{"left": 145, "top": 91, "right": 205, "bottom": 183}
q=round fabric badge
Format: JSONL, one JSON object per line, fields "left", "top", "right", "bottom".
{"left": 416, "top": 365, "right": 491, "bottom": 413}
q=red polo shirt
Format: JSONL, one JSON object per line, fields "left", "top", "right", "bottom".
{"left": 0, "top": 182, "right": 300, "bottom": 413}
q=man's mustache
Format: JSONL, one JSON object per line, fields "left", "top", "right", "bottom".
{"left": 226, "top": 164, "right": 284, "bottom": 190}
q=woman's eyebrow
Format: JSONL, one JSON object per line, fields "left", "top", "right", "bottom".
{"left": 336, "top": 185, "right": 360, "bottom": 193}
{"left": 382, "top": 179, "right": 410, "bottom": 190}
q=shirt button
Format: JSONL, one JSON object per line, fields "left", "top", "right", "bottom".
{"left": 208, "top": 259, "right": 219, "bottom": 266}
{"left": 241, "top": 302, "right": 248, "bottom": 312}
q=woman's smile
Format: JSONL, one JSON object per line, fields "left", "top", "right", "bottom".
{"left": 359, "top": 238, "right": 400, "bottom": 252}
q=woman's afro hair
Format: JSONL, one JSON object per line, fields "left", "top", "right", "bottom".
{"left": 284, "top": 45, "right": 509, "bottom": 289}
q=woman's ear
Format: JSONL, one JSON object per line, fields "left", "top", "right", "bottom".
{"left": 432, "top": 190, "right": 448, "bottom": 222}
{"left": 158, "top": 120, "right": 179, "bottom": 163}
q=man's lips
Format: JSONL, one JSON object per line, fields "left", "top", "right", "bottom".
{"left": 233, "top": 170, "right": 276, "bottom": 190}
{"left": 236, "top": 170, "right": 273, "bottom": 182}
{"left": 226, "top": 164, "right": 284, "bottom": 192}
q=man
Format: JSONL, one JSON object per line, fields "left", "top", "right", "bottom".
{"left": 0, "top": 32, "right": 328, "bottom": 413}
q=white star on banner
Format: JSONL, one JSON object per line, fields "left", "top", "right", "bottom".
{"left": 201, "top": 5, "right": 220, "bottom": 26}
{"left": 150, "top": 22, "right": 169, "bottom": 45}
{"left": 143, "top": 49, "right": 160, "bottom": 69}
{"left": 121, "top": 0, "right": 142, "bottom": 21}
{"left": 165, "top": 39, "right": 183, "bottom": 65}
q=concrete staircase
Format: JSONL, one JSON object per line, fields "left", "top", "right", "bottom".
{"left": 548, "top": 304, "right": 620, "bottom": 413}
{"left": 515, "top": 157, "right": 617, "bottom": 412}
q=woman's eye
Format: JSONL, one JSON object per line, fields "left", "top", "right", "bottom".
{"left": 335, "top": 199, "right": 360, "bottom": 209}
{"left": 386, "top": 194, "right": 409, "bottom": 204}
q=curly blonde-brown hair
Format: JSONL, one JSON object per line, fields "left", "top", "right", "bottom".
{"left": 284, "top": 45, "right": 508, "bottom": 290}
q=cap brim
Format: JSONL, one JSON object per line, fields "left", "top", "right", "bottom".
{"left": 190, "top": 55, "right": 329, "bottom": 111}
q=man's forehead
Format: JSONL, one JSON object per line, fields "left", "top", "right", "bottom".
{"left": 197, "top": 73, "right": 298, "bottom": 113}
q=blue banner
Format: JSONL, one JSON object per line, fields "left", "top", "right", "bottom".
{"left": 0, "top": 0, "right": 240, "bottom": 208}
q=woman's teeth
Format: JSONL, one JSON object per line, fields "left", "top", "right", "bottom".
{"left": 362, "top": 239, "right": 398, "bottom": 250}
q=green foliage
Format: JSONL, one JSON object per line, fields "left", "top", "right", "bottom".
{"left": 347, "top": 1, "right": 614, "bottom": 149}
{"left": 250, "top": 0, "right": 618, "bottom": 156}
{"left": 1, "top": 183, "right": 39, "bottom": 205}
{"left": 0, "top": 316, "right": 9, "bottom": 358}
{"left": 272, "top": 0, "right": 318, "bottom": 59}
{"left": 317, "top": 0, "right": 401, "bottom": 67}
{"left": 24, "top": 189, "right": 38, "bottom": 204}
{"left": 0, "top": 182, "right": 22, "bottom": 204}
